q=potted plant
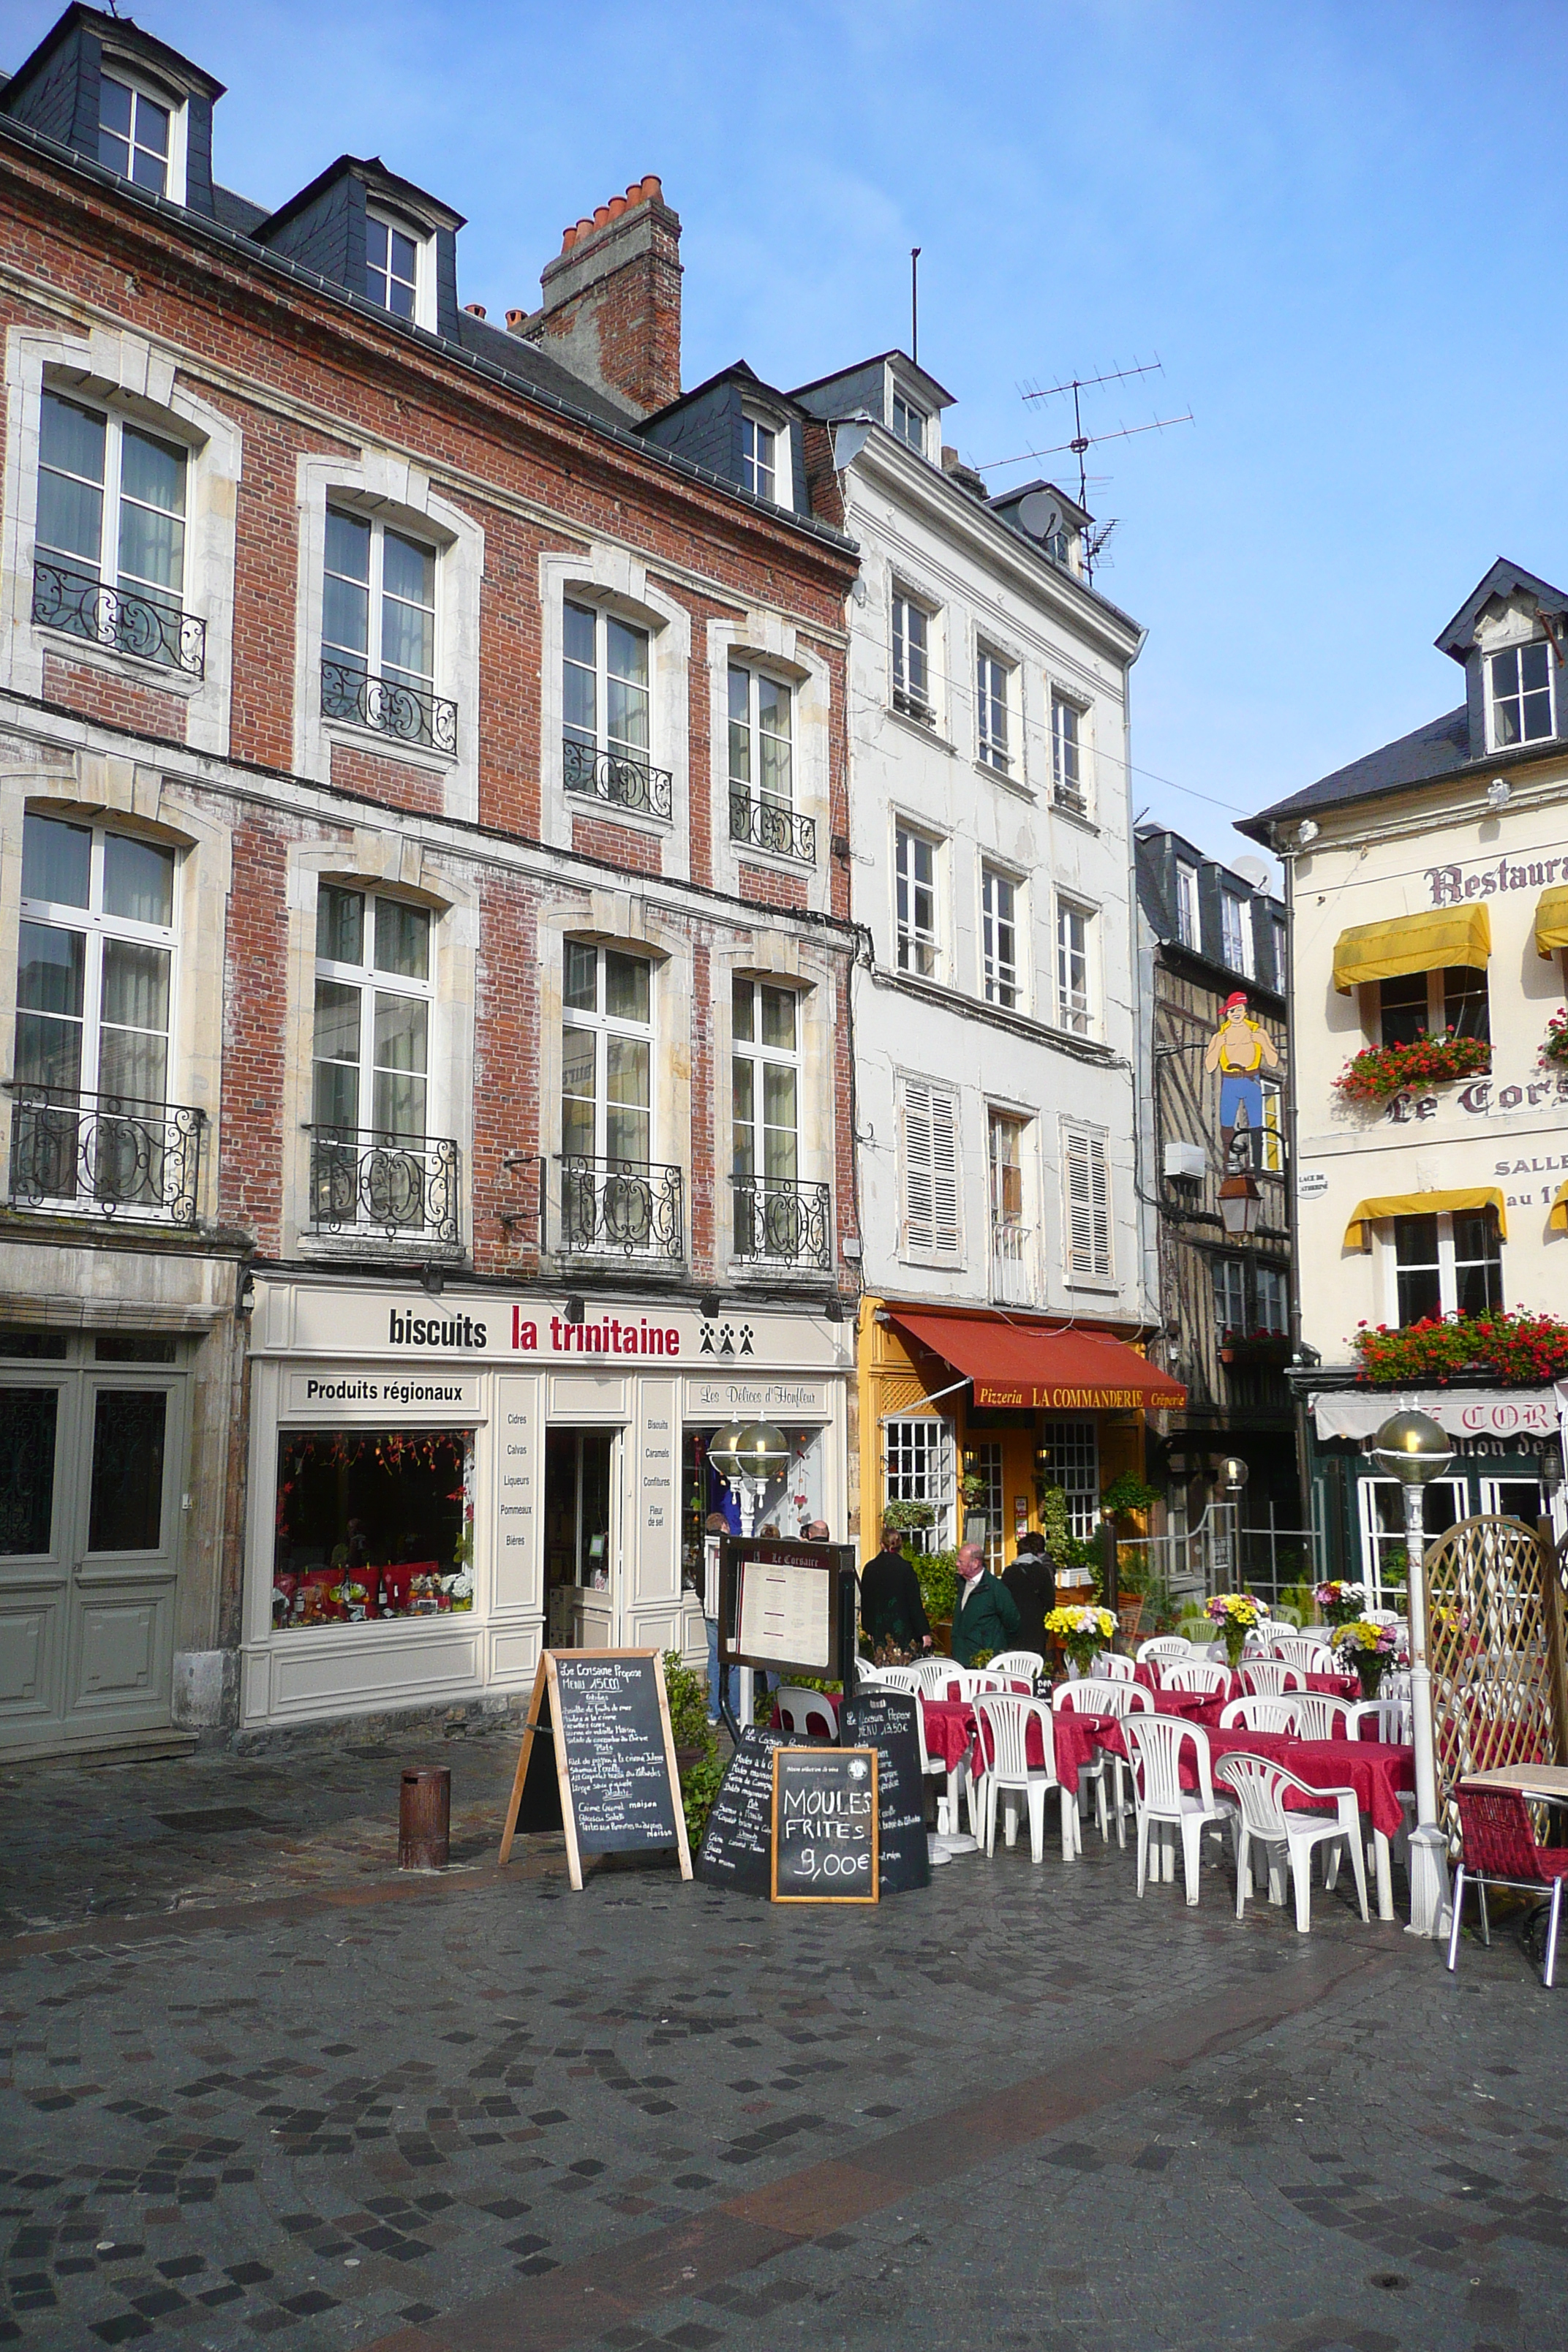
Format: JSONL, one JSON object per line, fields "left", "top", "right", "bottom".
{"left": 1333, "top": 1618, "right": 1400, "bottom": 1697}
{"left": 882, "top": 1499, "right": 937, "bottom": 1538}
{"left": 1541, "top": 1008, "right": 1568, "bottom": 1068}
{"left": 1311, "top": 1578, "right": 1367, "bottom": 1629}
{"left": 915, "top": 1548, "right": 960, "bottom": 1652}
{"left": 1205, "top": 1590, "right": 1268, "bottom": 1669}
{"left": 662, "top": 1650, "right": 723, "bottom": 1842}
{"left": 1351, "top": 1307, "right": 1568, "bottom": 1387}
{"left": 1333, "top": 1030, "right": 1491, "bottom": 1106}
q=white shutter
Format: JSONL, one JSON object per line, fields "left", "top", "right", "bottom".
{"left": 902, "top": 1079, "right": 960, "bottom": 1257}
{"left": 1064, "top": 1125, "right": 1112, "bottom": 1278}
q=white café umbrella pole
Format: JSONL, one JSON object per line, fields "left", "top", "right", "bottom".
{"left": 1371, "top": 1409, "right": 1453, "bottom": 1938}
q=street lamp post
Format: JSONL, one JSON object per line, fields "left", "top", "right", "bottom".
{"left": 1214, "top": 1454, "right": 1248, "bottom": 1591}
{"left": 1371, "top": 1409, "right": 1453, "bottom": 1937}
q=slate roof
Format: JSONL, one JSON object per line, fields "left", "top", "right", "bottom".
{"left": 1243, "top": 706, "right": 1473, "bottom": 837}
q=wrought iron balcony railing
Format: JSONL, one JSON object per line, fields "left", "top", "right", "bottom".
{"left": 990, "top": 1218, "right": 1035, "bottom": 1305}
{"left": 31, "top": 558, "right": 206, "bottom": 677}
{"left": 321, "top": 657, "right": 458, "bottom": 755}
{"left": 731, "top": 1173, "right": 831, "bottom": 1269}
{"left": 558, "top": 1155, "right": 684, "bottom": 1260}
{"left": 306, "top": 1128, "right": 461, "bottom": 1244}
{"left": 562, "top": 735, "right": 673, "bottom": 821}
{"left": 892, "top": 684, "right": 935, "bottom": 725}
{"left": 728, "top": 789, "right": 816, "bottom": 865}
{"left": 7, "top": 1084, "right": 204, "bottom": 1224}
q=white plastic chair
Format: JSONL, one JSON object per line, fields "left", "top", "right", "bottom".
{"left": 912, "top": 1656, "right": 964, "bottom": 1697}
{"left": 910, "top": 1681, "right": 979, "bottom": 1838}
{"left": 1214, "top": 1752, "right": 1369, "bottom": 1933}
{"left": 1292, "top": 1692, "right": 1356, "bottom": 1741}
{"left": 1120, "top": 1715, "right": 1232, "bottom": 1906}
{"left": 1137, "top": 1636, "right": 1191, "bottom": 1666}
{"left": 964, "top": 1669, "right": 1010, "bottom": 1697}
{"left": 853, "top": 1662, "right": 892, "bottom": 1685}
{"left": 1274, "top": 1635, "right": 1335, "bottom": 1672}
{"left": 1162, "top": 1661, "right": 1229, "bottom": 1696}
{"left": 987, "top": 1649, "right": 1045, "bottom": 1683}
{"left": 1239, "top": 1659, "right": 1302, "bottom": 1697}
{"left": 1218, "top": 1695, "right": 1301, "bottom": 1733}
{"left": 1343, "top": 1695, "right": 1409, "bottom": 1745}
{"left": 1051, "top": 1678, "right": 1150, "bottom": 1848}
{"left": 877, "top": 1665, "right": 922, "bottom": 1696}
{"left": 1090, "top": 1650, "right": 1136, "bottom": 1681}
{"left": 775, "top": 1686, "right": 837, "bottom": 1738}
{"left": 974, "top": 1694, "right": 1068, "bottom": 1863}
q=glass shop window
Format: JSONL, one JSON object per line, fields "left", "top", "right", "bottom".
{"left": 272, "top": 1427, "right": 473, "bottom": 1629}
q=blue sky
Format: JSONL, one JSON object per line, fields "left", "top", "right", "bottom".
{"left": 7, "top": 0, "right": 1566, "bottom": 869}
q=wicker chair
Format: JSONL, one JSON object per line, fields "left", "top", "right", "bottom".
{"left": 1447, "top": 1783, "right": 1568, "bottom": 1989}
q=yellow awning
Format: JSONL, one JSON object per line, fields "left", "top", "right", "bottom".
{"left": 1332, "top": 904, "right": 1491, "bottom": 992}
{"left": 1536, "top": 885, "right": 1568, "bottom": 957}
{"left": 1551, "top": 1182, "right": 1568, "bottom": 1235}
{"left": 1343, "top": 1187, "right": 1508, "bottom": 1252}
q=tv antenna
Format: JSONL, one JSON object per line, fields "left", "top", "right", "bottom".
{"left": 981, "top": 357, "right": 1193, "bottom": 510}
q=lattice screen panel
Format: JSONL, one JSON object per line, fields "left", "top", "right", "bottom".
{"left": 1423, "top": 1514, "right": 1563, "bottom": 1849}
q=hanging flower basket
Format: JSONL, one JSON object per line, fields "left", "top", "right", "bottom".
{"left": 1333, "top": 1032, "right": 1491, "bottom": 1105}
{"left": 1219, "top": 1328, "right": 1293, "bottom": 1366}
{"left": 1541, "top": 1008, "right": 1568, "bottom": 1068}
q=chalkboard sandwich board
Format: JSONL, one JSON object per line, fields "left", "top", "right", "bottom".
{"left": 840, "top": 1688, "right": 930, "bottom": 1896}
{"left": 497, "top": 1649, "right": 693, "bottom": 1893}
{"left": 696, "top": 1725, "right": 788, "bottom": 1897}
{"left": 771, "top": 1745, "right": 879, "bottom": 1904}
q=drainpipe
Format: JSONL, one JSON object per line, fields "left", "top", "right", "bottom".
{"left": 1276, "top": 827, "right": 1313, "bottom": 1541}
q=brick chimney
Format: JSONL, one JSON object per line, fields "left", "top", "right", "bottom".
{"left": 510, "top": 176, "right": 682, "bottom": 417}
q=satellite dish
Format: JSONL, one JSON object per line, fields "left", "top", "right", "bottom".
{"left": 1017, "top": 490, "right": 1063, "bottom": 542}
{"left": 1232, "top": 856, "right": 1271, "bottom": 894}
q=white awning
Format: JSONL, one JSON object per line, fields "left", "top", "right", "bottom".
{"left": 1311, "top": 1387, "right": 1561, "bottom": 1442}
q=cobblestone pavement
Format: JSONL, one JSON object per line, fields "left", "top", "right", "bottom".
{"left": 1, "top": 1726, "right": 1564, "bottom": 2351}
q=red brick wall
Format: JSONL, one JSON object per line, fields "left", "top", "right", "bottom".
{"left": 330, "top": 742, "right": 445, "bottom": 815}
{"left": 570, "top": 813, "right": 663, "bottom": 875}
{"left": 472, "top": 871, "right": 541, "bottom": 1278}
{"left": 738, "top": 862, "right": 810, "bottom": 913}
{"left": 42, "top": 652, "right": 187, "bottom": 742}
{"left": 219, "top": 809, "right": 295, "bottom": 1251}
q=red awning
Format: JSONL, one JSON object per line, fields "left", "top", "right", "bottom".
{"left": 887, "top": 1308, "right": 1186, "bottom": 1411}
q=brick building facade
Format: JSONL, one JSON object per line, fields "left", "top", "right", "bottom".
{"left": 0, "top": 5, "right": 859, "bottom": 1757}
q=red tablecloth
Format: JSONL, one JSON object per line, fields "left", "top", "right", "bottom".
{"left": 927, "top": 1695, "right": 1107, "bottom": 1787}
{"left": 1098, "top": 1720, "right": 1414, "bottom": 1839}
{"left": 1134, "top": 1661, "right": 1357, "bottom": 1703}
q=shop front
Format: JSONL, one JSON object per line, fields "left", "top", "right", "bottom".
{"left": 241, "top": 1278, "right": 850, "bottom": 1733}
{"left": 1303, "top": 1382, "right": 1567, "bottom": 1601}
{"left": 856, "top": 1300, "right": 1184, "bottom": 1572}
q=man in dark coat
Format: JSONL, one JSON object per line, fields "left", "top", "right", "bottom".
{"left": 951, "top": 1544, "right": 1022, "bottom": 1666}
{"left": 859, "top": 1524, "right": 932, "bottom": 1656}
{"left": 1001, "top": 1530, "right": 1055, "bottom": 1654}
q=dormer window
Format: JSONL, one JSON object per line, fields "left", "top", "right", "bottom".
{"left": 97, "top": 69, "right": 181, "bottom": 200}
{"left": 892, "top": 391, "right": 927, "bottom": 454}
{"left": 366, "top": 211, "right": 423, "bottom": 323}
{"left": 741, "top": 413, "right": 777, "bottom": 502}
{"left": 1489, "top": 641, "right": 1555, "bottom": 747}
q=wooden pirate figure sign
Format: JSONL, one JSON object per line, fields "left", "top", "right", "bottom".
{"left": 1204, "top": 991, "right": 1280, "bottom": 1166}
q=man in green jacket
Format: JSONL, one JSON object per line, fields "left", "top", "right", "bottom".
{"left": 950, "top": 1543, "right": 1022, "bottom": 1666}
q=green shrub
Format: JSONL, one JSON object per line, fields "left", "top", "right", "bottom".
{"left": 916, "top": 1548, "right": 960, "bottom": 1623}
{"left": 663, "top": 1649, "right": 720, "bottom": 1843}
{"left": 1101, "top": 1471, "right": 1161, "bottom": 1518}
{"left": 680, "top": 1752, "right": 725, "bottom": 1847}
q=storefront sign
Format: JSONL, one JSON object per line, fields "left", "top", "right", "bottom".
{"left": 684, "top": 1377, "right": 830, "bottom": 1420}
{"left": 493, "top": 1375, "right": 538, "bottom": 1609}
{"left": 1425, "top": 852, "right": 1568, "bottom": 906}
{"left": 284, "top": 1371, "right": 482, "bottom": 1415}
{"left": 973, "top": 1382, "right": 1158, "bottom": 1410}
{"left": 268, "top": 1284, "right": 845, "bottom": 1372}
{"left": 1384, "top": 1076, "right": 1568, "bottom": 1123}
{"left": 1311, "top": 1387, "right": 1560, "bottom": 1441}
{"left": 1297, "top": 1171, "right": 1329, "bottom": 1199}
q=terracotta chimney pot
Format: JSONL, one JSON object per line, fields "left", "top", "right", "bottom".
{"left": 576, "top": 217, "right": 595, "bottom": 239}
{"left": 464, "top": 302, "right": 486, "bottom": 319}
{"left": 561, "top": 225, "right": 578, "bottom": 251}
{"left": 594, "top": 204, "right": 611, "bottom": 227}
{"left": 625, "top": 182, "right": 644, "bottom": 205}
{"left": 640, "top": 174, "right": 662, "bottom": 202}
{"left": 505, "top": 308, "right": 527, "bottom": 330}
{"left": 607, "top": 195, "right": 627, "bottom": 219}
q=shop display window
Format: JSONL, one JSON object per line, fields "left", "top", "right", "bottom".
{"left": 272, "top": 1427, "right": 473, "bottom": 1629}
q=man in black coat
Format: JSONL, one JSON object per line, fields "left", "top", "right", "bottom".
{"left": 1001, "top": 1530, "right": 1056, "bottom": 1655}
{"left": 859, "top": 1524, "right": 932, "bottom": 1656}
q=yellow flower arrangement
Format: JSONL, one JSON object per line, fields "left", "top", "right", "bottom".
{"left": 1044, "top": 1603, "right": 1117, "bottom": 1671}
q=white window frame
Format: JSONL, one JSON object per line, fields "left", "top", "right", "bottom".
{"left": 900, "top": 1075, "right": 962, "bottom": 1261}
{"left": 976, "top": 645, "right": 1012, "bottom": 772}
{"left": 740, "top": 409, "right": 790, "bottom": 505}
{"left": 1055, "top": 897, "right": 1093, "bottom": 1034}
{"left": 1175, "top": 860, "right": 1199, "bottom": 949}
{"left": 1051, "top": 691, "right": 1088, "bottom": 815}
{"left": 1255, "top": 1262, "right": 1288, "bottom": 1333}
{"left": 1358, "top": 1474, "right": 1467, "bottom": 1608}
{"left": 981, "top": 866, "right": 1019, "bottom": 1009}
{"left": 1384, "top": 1208, "right": 1503, "bottom": 1328}
{"left": 1061, "top": 1120, "right": 1112, "bottom": 1283}
{"left": 365, "top": 206, "right": 436, "bottom": 331}
{"left": 559, "top": 941, "right": 657, "bottom": 1166}
{"left": 97, "top": 61, "right": 187, "bottom": 204}
{"left": 16, "top": 813, "right": 179, "bottom": 1107}
{"left": 1376, "top": 965, "right": 1490, "bottom": 1049}
{"left": 1220, "top": 889, "right": 1254, "bottom": 977}
{"left": 34, "top": 388, "right": 192, "bottom": 657}
{"left": 895, "top": 825, "right": 941, "bottom": 979}
{"left": 727, "top": 663, "right": 797, "bottom": 856}
{"left": 312, "top": 886, "right": 436, "bottom": 1147}
{"left": 1039, "top": 1415, "right": 1099, "bottom": 1542}
{"left": 883, "top": 1415, "right": 954, "bottom": 1551}
{"left": 731, "top": 978, "right": 802, "bottom": 1258}
{"left": 565, "top": 599, "right": 652, "bottom": 765}
{"left": 323, "top": 505, "right": 440, "bottom": 728}
{"left": 1488, "top": 640, "right": 1556, "bottom": 750}
{"left": 1212, "top": 1256, "right": 1247, "bottom": 1335}
{"left": 891, "top": 389, "right": 928, "bottom": 455}
{"left": 891, "top": 589, "right": 935, "bottom": 724}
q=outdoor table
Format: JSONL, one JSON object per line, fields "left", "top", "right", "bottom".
{"left": 1134, "top": 1662, "right": 1357, "bottom": 1703}
{"left": 1098, "top": 1719, "right": 1415, "bottom": 1921}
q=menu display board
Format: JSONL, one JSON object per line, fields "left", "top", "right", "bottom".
{"left": 840, "top": 1689, "right": 930, "bottom": 1896}
{"left": 696, "top": 1725, "right": 791, "bottom": 1896}
{"left": 770, "top": 1746, "right": 879, "bottom": 1904}
{"left": 718, "top": 1538, "right": 855, "bottom": 1677}
{"left": 497, "top": 1650, "right": 693, "bottom": 1891}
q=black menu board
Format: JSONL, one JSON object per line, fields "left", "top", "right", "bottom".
{"left": 840, "top": 1689, "right": 930, "bottom": 1896}
{"left": 497, "top": 1651, "right": 692, "bottom": 1891}
{"left": 770, "top": 1746, "right": 879, "bottom": 1904}
{"left": 696, "top": 1725, "right": 788, "bottom": 1896}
